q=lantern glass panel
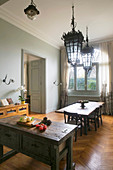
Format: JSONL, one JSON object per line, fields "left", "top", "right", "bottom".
{"left": 82, "top": 53, "right": 92, "bottom": 70}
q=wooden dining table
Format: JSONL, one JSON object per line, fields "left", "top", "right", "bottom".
{"left": 56, "top": 101, "right": 104, "bottom": 135}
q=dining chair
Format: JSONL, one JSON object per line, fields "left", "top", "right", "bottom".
{"left": 89, "top": 100, "right": 103, "bottom": 128}
{"left": 64, "top": 111, "right": 82, "bottom": 142}
{"left": 97, "top": 105, "right": 103, "bottom": 127}
{"left": 87, "top": 108, "right": 99, "bottom": 131}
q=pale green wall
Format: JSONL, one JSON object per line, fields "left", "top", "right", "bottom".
{"left": 0, "top": 18, "right": 60, "bottom": 113}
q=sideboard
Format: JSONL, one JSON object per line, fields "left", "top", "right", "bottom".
{"left": 0, "top": 104, "right": 29, "bottom": 119}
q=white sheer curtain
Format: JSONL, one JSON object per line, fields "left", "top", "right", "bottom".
{"left": 99, "top": 41, "right": 113, "bottom": 114}
{"left": 60, "top": 47, "right": 68, "bottom": 107}
{"left": 99, "top": 42, "right": 110, "bottom": 92}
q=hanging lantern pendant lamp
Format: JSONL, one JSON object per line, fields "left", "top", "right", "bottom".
{"left": 82, "top": 27, "right": 94, "bottom": 73}
{"left": 24, "top": 0, "right": 40, "bottom": 20}
{"left": 61, "top": 6, "right": 84, "bottom": 67}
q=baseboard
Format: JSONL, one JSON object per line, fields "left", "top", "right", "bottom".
{"left": 46, "top": 107, "right": 58, "bottom": 114}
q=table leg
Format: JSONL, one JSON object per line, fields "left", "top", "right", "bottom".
{"left": 84, "top": 117, "right": 87, "bottom": 135}
{"left": 0, "top": 144, "right": 3, "bottom": 162}
{"left": 0, "top": 145, "right": 17, "bottom": 164}
{"left": 51, "top": 145, "right": 59, "bottom": 170}
{"left": 66, "top": 136, "right": 73, "bottom": 170}
{"left": 50, "top": 132, "right": 75, "bottom": 170}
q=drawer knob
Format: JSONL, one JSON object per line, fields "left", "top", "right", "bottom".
{"left": 5, "top": 133, "right": 11, "bottom": 137}
{"left": 32, "top": 144, "right": 39, "bottom": 148}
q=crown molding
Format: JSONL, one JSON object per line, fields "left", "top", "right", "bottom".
{"left": 90, "top": 36, "right": 113, "bottom": 45}
{"left": 0, "top": 0, "right": 9, "bottom": 6}
{"left": 0, "top": 7, "right": 60, "bottom": 49}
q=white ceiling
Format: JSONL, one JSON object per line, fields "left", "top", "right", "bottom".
{"left": 0, "top": 0, "right": 113, "bottom": 49}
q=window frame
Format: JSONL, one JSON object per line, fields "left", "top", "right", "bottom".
{"left": 68, "top": 62, "right": 99, "bottom": 97}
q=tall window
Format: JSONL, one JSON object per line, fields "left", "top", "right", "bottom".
{"left": 68, "top": 49, "right": 100, "bottom": 96}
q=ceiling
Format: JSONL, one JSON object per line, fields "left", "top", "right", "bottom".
{"left": 0, "top": 0, "right": 113, "bottom": 49}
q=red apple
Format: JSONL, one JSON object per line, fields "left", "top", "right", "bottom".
{"left": 36, "top": 124, "right": 40, "bottom": 128}
{"left": 39, "top": 126, "right": 44, "bottom": 131}
{"left": 43, "top": 125, "right": 47, "bottom": 130}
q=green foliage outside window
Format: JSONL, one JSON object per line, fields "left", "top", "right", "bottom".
{"left": 76, "top": 78, "right": 96, "bottom": 90}
{"left": 68, "top": 78, "right": 74, "bottom": 89}
{"left": 68, "top": 77, "right": 96, "bottom": 91}
{"left": 77, "top": 78, "right": 85, "bottom": 90}
{"left": 87, "top": 79, "right": 96, "bottom": 90}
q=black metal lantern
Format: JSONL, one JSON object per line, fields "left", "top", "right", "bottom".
{"left": 24, "top": 0, "right": 40, "bottom": 20}
{"left": 61, "top": 6, "right": 84, "bottom": 67}
{"left": 81, "top": 27, "right": 94, "bottom": 73}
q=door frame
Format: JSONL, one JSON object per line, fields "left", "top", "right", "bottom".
{"left": 21, "top": 49, "right": 46, "bottom": 113}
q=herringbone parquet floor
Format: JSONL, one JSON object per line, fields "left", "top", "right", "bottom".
{"left": 0, "top": 113, "right": 113, "bottom": 170}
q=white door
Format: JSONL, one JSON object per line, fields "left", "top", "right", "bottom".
{"left": 29, "top": 60, "right": 42, "bottom": 113}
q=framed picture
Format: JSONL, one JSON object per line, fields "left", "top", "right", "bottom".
{"left": 1, "top": 99, "right": 9, "bottom": 106}
{"left": 7, "top": 98, "right": 13, "bottom": 104}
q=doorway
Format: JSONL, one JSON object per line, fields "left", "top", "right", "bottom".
{"left": 21, "top": 50, "right": 46, "bottom": 114}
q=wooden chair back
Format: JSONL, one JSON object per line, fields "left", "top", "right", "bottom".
{"left": 64, "top": 111, "right": 79, "bottom": 124}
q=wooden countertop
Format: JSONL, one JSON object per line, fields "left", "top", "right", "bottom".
{"left": 0, "top": 115, "right": 77, "bottom": 145}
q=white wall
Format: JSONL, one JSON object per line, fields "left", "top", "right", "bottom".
{"left": 0, "top": 18, "right": 60, "bottom": 113}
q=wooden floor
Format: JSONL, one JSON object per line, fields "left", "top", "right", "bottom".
{"left": 0, "top": 112, "right": 113, "bottom": 170}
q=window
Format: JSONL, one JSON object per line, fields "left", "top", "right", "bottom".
{"left": 68, "top": 49, "right": 100, "bottom": 96}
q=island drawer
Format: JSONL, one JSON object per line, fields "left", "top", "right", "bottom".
{"left": 22, "top": 135, "right": 51, "bottom": 162}
{"left": 0, "top": 128, "right": 20, "bottom": 150}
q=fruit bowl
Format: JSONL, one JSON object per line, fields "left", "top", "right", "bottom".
{"left": 77, "top": 100, "right": 89, "bottom": 109}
